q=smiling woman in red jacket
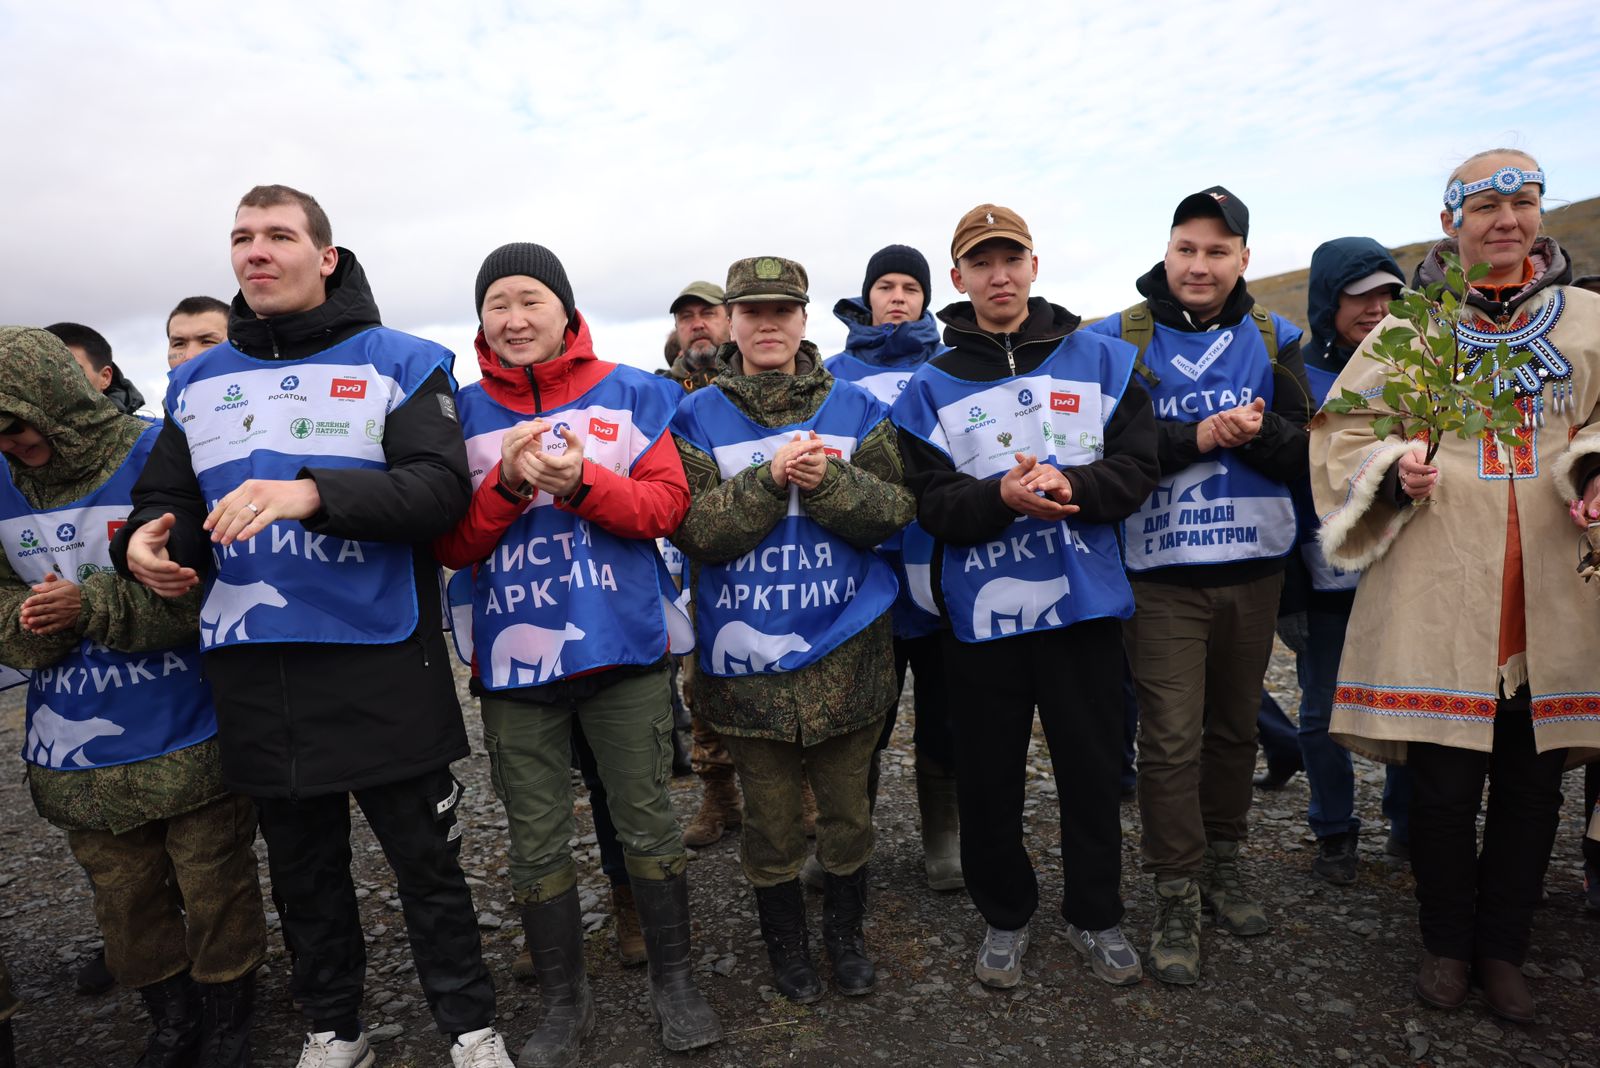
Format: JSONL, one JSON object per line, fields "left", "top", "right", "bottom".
{"left": 434, "top": 243, "right": 721, "bottom": 1064}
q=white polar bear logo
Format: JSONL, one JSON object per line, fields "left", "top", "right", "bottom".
{"left": 1157, "top": 460, "right": 1228, "bottom": 508}
{"left": 489, "top": 622, "right": 587, "bottom": 686}
{"left": 970, "top": 574, "right": 1070, "bottom": 639}
{"left": 26, "top": 703, "right": 125, "bottom": 768}
{"left": 200, "top": 580, "right": 288, "bottom": 646}
{"left": 710, "top": 621, "right": 811, "bottom": 674}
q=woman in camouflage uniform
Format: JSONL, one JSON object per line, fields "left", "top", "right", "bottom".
{"left": 670, "top": 257, "right": 915, "bottom": 1002}
{"left": 0, "top": 327, "right": 265, "bottom": 1068}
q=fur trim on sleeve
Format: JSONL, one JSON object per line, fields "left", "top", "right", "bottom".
{"left": 1317, "top": 439, "right": 1419, "bottom": 571}
{"left": 1550, "top": 436, "right": 1600, "bottom": 501}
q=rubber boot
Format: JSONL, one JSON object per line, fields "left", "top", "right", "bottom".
{"left": 610, "top": 883, "right": 647, "bottom": 967}
{"left": 821, "top": 867, "right": 875, "bottom": 996}
{"left": 753, "top": 881, "right": 822, "bottom": 1004}
{"left": 518, "top": 888, "right": 595, "bottom": 1068}
{"left": 196, "top": 972, "right": 255, "bottom": 1068}
{"left": 915, "top": 753, "right": 964, "bottom": 891}
{"left": 682, "top": 770, "right": 741, "bottom": 848}
{"left": 136, "top": 972, "right": 202, "bottom": 1068}
{"left": 631, "top": 873, "right": 723, "bottom": 1051}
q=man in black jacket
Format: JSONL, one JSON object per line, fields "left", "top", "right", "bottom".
{"left": 893, "top": 204, "right": 1158, "bottom": 991}
{"left": 113, "top": 185, "right": 512, "bottom": 1068}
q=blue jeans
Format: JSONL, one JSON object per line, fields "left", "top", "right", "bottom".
{"left": 1258, "top": 691, "right": 1302, "bottom": 776}
{"left": 1296, "top": 610, "right": 1360, "bottom": 839}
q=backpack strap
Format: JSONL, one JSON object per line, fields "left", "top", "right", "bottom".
{"left": 1249, "top": 306, "right": 1279, "bottom": 364}
{"left": 1119, "top": 301, "right": 1161, "bottom": 387}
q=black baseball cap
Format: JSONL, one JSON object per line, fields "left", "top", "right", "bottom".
{"left": 1172, "top": 185, "right": 1249, "bottom": 243}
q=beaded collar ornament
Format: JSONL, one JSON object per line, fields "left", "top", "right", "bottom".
{"left": 1443, "top": 166, "right": 1546, "bottom": 227}
{"left": 1447, "top": 290, "right": 1571, "bottom": 426}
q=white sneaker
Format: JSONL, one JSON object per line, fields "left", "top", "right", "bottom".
{"left": 295, "top": 1029, "right": 374, "bottom": 1068}
{"left": 451, "top": 1027, "right": 515, "bottom": 1068}
{"left": 973, "top": 923, "right": 1030, "bottom": 988}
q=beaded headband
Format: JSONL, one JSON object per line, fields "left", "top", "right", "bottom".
{"left": 1443, "top": 166, "right": 1546, "bottom": 227}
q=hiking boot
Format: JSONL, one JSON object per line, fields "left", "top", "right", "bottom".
{"left": 798, "top": 852, "right": 825, "bottom": 892}
{"left": 519, "top": 888, "right": 596, "bottom": 1068}
{"left": 611, "top": 883, "right": 647, "bottom": 966}
{"left": 1474, "top": 957, "right": 1536, "bottom": 1024}
{"left": 1312, "top": 830, "right": 1359, "bottom": 886}
{"left": 1199, "top": 840, "right": 1270, "bottom": 936}
{"left": 800, "top": 779, "right": 818, "bottom": 839}
{"left": 136, "top": 971, "right": 202, "bottom": 1068}
{"left": 753, "top": 881, "right": 822, "bottom": 1004}
{"left": 1413, "top": 951, "right": 1468, "bottom": 1010}
{"left": 450, "top": 1027, "right": 514, "bottom": 1068}
{"left": 75, "top": 947, "right": 115, "bottom": 996}
{"left": 1148, "top": 878, "right": 1202, "bottom": 986}
{"left": 1252, "top": 766, "right": 1299, "bottom": 790}
{"left": 822, "top": 868, "right": 875, "bottom": 996}
{"left": 294, "top": 1029, "right": 374, "bottom": 1068}
{"left": 1066, "top": 924, "right": 1142, "bottom": 986}
{"left": 682, "top": 772, "right": 741, "bottom": 848}
{"left": 632, "top": 872, "right": 723, "bottom": 1051}
{"left": 196, "top": 972, "right": 255, "bottom": 1068}
{"left": 915, "top": 754, "right": 963, "bottom": 892}
{"left": 973, "top": 923, "right": 1029, "bottom": 989}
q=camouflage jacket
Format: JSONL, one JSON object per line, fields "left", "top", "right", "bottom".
{"left": 672, "top": 342, "right": 915, "bottom": 744}
{"left": 0, "top": 327, "right": 222, "bottom": 833}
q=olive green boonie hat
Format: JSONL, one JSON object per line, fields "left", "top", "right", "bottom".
{"left": 724, "top": 256, "right": 809, "bottom": 304}
{"left": 669, "top": 280, "right": 725, "bottom": 314}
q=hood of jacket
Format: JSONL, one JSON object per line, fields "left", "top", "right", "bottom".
{"left": 1135, "top": 261, "right": 1255, "bottom": 332}
{"left": 227, "top": 247, "right": 383, "bottom": 360}
{"left": 103, "top": 362, "right": 147, "bottom": 416}
{"left": 1306, "top": 237, "right": 1405, "bottom": 368}
{"left": 831, "top": 298, "right": 943, "bottom": 368}
{"left": 710, "top": 340, "right": 833, "bottom": 427}
{"left": 1413, "top": 235, "right": 1572, "bottom": 322}
{"left": 0, "top": 326, "right": 148, "bottom": 508}
{"left": 472, "top": 311, "right": 603, "bottom": 414}
{"left": 935, "top": 296, "right": 1081, "bottom": 356}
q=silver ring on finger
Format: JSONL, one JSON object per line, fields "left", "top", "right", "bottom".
{"left": 245, "top": 502, "right": 260, "bottom": 514}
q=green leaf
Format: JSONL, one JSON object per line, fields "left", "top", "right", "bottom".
{"left": 1381, "top": 381, "right": 1406, "bottom": 411}
{"left": 1463, "top": 409, "right": 1488, "bottom": 437}
{"left": 1372, "top": 415, "right": 1400, "bottom": 440}
{"left": 1466, "top": 261, "right": 1493, "bottom": 282}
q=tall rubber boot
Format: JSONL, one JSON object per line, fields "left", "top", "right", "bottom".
{"left": 136, "top": 972, "right": 202, "bottom": 1068}
{"left": 915, "top": 753, "right": 964, "bottom": 891}
{"left": 196, "top": 972, "right": 255, "bottom": 1068}
{"left": 752, "top": 881, "right": 822, "bottom": 1004}
{"left": 630, "top": 873, "right": 723, "bottom": 1051}
{"left": 518, "top": 888, "right": 595, "bottom": 1068}
{"left": 821, "top": 867, "right": 876, "bottom": 996}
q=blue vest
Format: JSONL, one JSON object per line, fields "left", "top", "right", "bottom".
{"left": 1087, "top": 312, "right": 1299, "bottom": 571}
{"left": 826, "top": 329, "right": 944, "bottom": 639}
{"left": 0, "top": 428, "right": 214, "bottom": 770}
{"left": 454, "top": 366, "right": 691, "bottom": 688}
{"left": 892, "top": 333, "right": 1137, "bottom": 644}
{"left": 166, "top": 328, "right": 452, "bottom": 649}
{"left": 672, "top": 381, "right": 899, "bottom": 677}
{"left": 1299, "top": 360, "right": 1359, "bottom": 592}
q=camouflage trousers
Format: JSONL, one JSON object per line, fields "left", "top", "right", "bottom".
{"left": 682, "top": 656, "right": 735, "bottom": 778}
{"left": 0, "top": 952, "right": 17, "bottom": 1022}
{"left": 67, "top": 793, "right": 267, "bottom": 988}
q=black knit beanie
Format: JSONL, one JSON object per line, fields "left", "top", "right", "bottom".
{"left": 861, "top": 244, "right": 932, "bottom": 310}
{"left": 474, "top": 242, "right": 576, "bottom": 325}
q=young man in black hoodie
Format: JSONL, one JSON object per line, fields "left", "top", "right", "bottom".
{"left": 113, "top": 185, "right": 512, "bottom": 1068}
{"left": 1086, "top": 186, "right": 1312, "bottom": 985}
{"left": 893, "top": 205, "right": 1158, "bottom": 990}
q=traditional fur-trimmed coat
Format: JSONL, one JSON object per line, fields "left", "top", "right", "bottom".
{"left": 1309, "top": 245, "right": 1600, "bottom": 768}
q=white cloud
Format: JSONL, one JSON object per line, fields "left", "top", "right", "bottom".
{"left": 4, "top": 0, "right": 1597, "bottom": 404}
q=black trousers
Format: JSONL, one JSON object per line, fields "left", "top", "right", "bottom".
{"left": 1408, "top": 691, "right": 1566, "bottom": 964}
{"left": 1585, "top": 761, "right": 1600, "bottom": 867}
{"left": 879, "top": 633, "right": 957, "bottom": 771}
{"left": 255, "top": 767, "right": 496, "bottom": 1035}
{"left": 943, "top": 618, "right": 1125, "bottom": 933}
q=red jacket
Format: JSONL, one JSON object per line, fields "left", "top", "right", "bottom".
{"left": 432, "top": 313, "right": 690, "bottom": 570}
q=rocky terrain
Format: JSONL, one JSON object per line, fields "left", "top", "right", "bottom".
{"left": 2, "top": 648, "right": 1596, "bottom": 1067}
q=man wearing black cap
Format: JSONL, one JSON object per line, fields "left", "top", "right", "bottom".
{"left": 1086, "top": 186, "right": 1312, "bottom": 986}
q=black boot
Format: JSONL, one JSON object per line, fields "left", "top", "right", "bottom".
{"left": 519, "top": 888, "right": 595, "bottom": 1068}
{"left": 136, "top": 972, "right": 202, "bottom": 1068}
{"left": 74, "top": 948, "right": 115, "bottom": 996}
{"left": 196, "top": 972, "right": 255, "bottom": 1068}
{"left": 821, "top": 867, "right": 875, "bottom": 996}
{"left": 630, "top": 873, "right": 722, "bottom": 1051}
{"left": 753, "top": 881, "right": 821, "bottom": 1004}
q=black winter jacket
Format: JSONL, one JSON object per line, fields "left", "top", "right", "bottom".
{"left": 111, "top": 250, "right": 473, "bottom": 799}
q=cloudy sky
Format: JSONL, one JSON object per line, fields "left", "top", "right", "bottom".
{"left": 4, "top": 1, "right": 1598, "bottom": 409}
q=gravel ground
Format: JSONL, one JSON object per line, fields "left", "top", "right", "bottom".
{"left": 2, "top": 645, "right": 1597, "bottom": 1067}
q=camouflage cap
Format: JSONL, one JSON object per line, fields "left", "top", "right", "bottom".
{"left": 724, "top": 256, "right": 809, "bottom": 304}
{"left": 669, "top": 280, "right": 726, "bottom": 314}
{"left": 951, "top": 203, "right": 1033, "bottom": 261}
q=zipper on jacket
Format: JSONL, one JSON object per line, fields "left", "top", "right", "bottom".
{"left": 266, "top": 321, "right": 282, "bottom": 358}
{"left": 524, "top": 366, "right": 544, "bottom": 414}
{"left": 279, "top": 654, "right": 298, "bottom": 801}
{"left": 1002, "top": 333, "right": 1016, "bottom": 376}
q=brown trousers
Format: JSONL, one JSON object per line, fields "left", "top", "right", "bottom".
{"left": 1124, "top": 572, "right": 1283, "bottom": 879}
{"left": 67, "top": 793, "right": 267, "bottom": 988}
{"left": 682, "top": 657, "right": 735, "bottom": 777}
